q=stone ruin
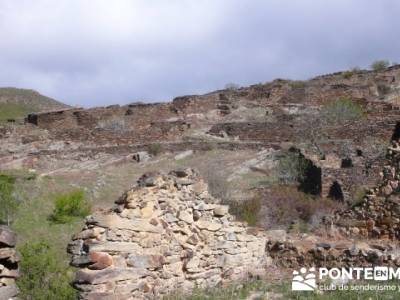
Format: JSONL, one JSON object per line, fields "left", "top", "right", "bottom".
{"left": 68, "top": 169, "right": 267, "bottom": 299}
{"left": 0, "top": 226, "right": 19, "bottom": 300}
{"left": 265, "top": 139, "right": 400, "bottom": 270}
{"left": 333, "top": 139, "right": 400, "bottom": 239}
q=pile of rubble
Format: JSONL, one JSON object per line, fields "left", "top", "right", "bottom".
{"left": 68, "top": 169, "right": 267, "bottom": 299}
{"left": 0, "top": 226, "right": 19, "bottom": 300}
{"left": 333, "top": 140, "right": 400, "bottom": 239}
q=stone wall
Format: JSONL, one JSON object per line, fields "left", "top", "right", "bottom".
{"left": 68, "top": 169, "right": 267, "bottom": 299}
{"left": 0, "top": 226, "right": 19, "bottom": 300}
{"left": 267, "top": 231, "right": 400, "bottom": 269}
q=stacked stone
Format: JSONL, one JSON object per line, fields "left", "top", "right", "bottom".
{"left": 0, "top": 226, "right": 19, "bottom": 300}
{"left": 68, "top": 169, "right": 267, "bottom": 300}
{"left": 333, "top": 140, "right": 400, "bottom": 239}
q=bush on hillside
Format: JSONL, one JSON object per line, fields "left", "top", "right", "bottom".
{"left": 276, "top": 150, "right": 310, "bottom": 184}
{"left": 229, "top": 197, "right": 261, "bottom": 226}
{"left": 17, "top": 241, "right": 77, "bottom": 300}
{"left": 50, "top": 190, "right": 91, "bottom": 224}
{"left": 321, "top": 96, "right": 364, "bottom": 125}
{"left": 371, "top": 60, "right": 390, "bottom": 71}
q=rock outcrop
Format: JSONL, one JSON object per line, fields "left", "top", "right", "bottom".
{"left": 68, "top": 169, "right": 267, "bottom": 299}
{"left": 0, "top": 226, "right": 19, "bottom": 300}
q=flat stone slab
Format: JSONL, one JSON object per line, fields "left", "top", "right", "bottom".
{"left": 0, "top": 227, "right": 16, "bottom": 247}
{"left": 92, "top": 214, "right": 163, "bottom": 233}
{"left": 75, "top": 267, "right": 149, "bottom": 284}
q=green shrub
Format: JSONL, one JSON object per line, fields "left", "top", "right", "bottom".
{"left": 322, "top": 97, "right": 364, "bottom": 125}
{"left": 50, "top": 190, "right": 90, "bottom": 224}
{"left": 17, "top": 241, "right": 77, "bottom": 300}
{"left": 0, "top": 174, "right": 18, "bottom": 225}
{"left": 371, "top": 60, "right": 390, "bottom": 71}
{"left": 148, "top": 143, "right": 162, "bottom": 156}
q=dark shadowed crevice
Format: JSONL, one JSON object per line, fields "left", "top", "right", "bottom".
{"left": 341, "top": 158, "right": 353, "bottom": 168}
{"left": 328, "top": 181, "right": 344, "bottom": 201}
{"left": 391, "top": 122, "right": 400, "bottom": 141}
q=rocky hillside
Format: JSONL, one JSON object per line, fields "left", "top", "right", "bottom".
{"left": 3, "top": 65, "right": 400, "bottom": 203}
{"left": 0, "top": 87, "right": 69, "bottom": 122}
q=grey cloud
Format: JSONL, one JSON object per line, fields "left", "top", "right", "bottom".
{"left": 0, "top": 0, "right": 399, "bottom": 107}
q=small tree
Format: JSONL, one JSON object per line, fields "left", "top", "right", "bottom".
{"left": 371, "top": 60, "right": 390, "bottom": 71}
{"left": 0, "top": 174, "right": 18, "bottom": 225}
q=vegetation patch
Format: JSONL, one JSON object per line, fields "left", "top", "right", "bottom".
{"left": 321, "top": 97, "right": 364, "bottom": 125}
{"left": 49, "top": 190, "right": 91, "bottom": 224}
{"left": 289, "top": 80, "right": 306, "bottom": 89}
{"left": 0, "top": 103, "right": 32, "bottom": 122}
{"left": 229, "top": 197, "right": 262, "bottom": 226}
{"left": 165, "top": 280, "right": 267, "bottom": 300}
{"left": 0, "top": 174, "right": 18, "bottom": 225}
{"left": 17, "top": 240, "right": 77, "bottom": 300}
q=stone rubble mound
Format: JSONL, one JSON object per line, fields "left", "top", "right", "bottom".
{"left": 0, "top": 226, "right": 19, "bottom": 300}
{"left": 68, "top": 169, "right": 267, "bottom": 299}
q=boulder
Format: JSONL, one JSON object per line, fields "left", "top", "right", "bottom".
{"left": 0, "top": 284, "right": 18, "bottom": 300}
{"left": 126, "top": 255, "right": 165, "bottom": 269}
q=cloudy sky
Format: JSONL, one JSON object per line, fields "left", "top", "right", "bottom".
{"left": 0, "top": 0, "right": 399, "bottom": 107}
